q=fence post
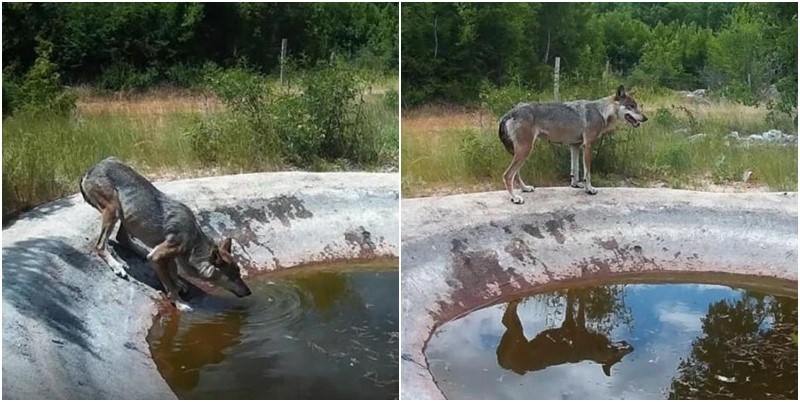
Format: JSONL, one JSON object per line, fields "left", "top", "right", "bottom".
{"left": 553, "top": 56, "right": 561, "bottom": 102}
{"left": 280, "top": 38, "right": 287, "bottom": 87}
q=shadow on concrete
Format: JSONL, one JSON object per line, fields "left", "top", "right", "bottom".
{"left": 3, "top": 197, "right": 79, "bottom": 228}
{"left": 3, "top": 237, "right": 101, "bottom": 358}
{"left": 2, "top": 237, "right": 207, "bottom": 360}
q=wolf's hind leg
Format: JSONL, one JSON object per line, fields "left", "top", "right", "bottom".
{"left": 516, "top": 173, "right": 534, "bottom": 193}
{"left": 90, "top": 188, "right": 129, "bottom": 279}
{"left": 502, "top": 140, "right": 534, "bottom": 204}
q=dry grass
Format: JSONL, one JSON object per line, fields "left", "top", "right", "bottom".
{"left": 75, "top": 87, "right": 223, "bottom": 116}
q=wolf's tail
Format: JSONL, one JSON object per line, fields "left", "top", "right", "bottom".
{"left": 498, "top": 114, "right": 514, "bottom": 155}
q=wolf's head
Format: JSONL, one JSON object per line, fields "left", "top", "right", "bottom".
{"left": 614, "top": 85, "right": 648, "bottom": 128}
{"left": 200, "top": 238, "right": 252, "bottom": 297}
{"left": 599, "top": 340, "right": 634, "bottom": 376}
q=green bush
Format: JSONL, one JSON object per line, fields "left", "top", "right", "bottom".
{"left": 98, "top": 64, "right": 160, "bottom": 91}
{"left": 383, "top": 88, "right": 399, "bottom": 110}
{"left": 188, "top": 63, "right": 384, "bottom": 169}
{"left": 479, "top": 82, "right": 534, "bottom": 119}
{"left": 3, "top": 47, "right": 76, "bottom": 116}
{"left": 165, "top": 63, "right": 215, "bottom": 88}
{"left": 203, "top": 67, "right": 269, "bottom": 114}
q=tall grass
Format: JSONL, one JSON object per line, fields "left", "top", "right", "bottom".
{"left": 2, "top": 111, "right": 199, "bottom": 219}
{"left": 2, "top": 71, "right": 398, "bottom": 222}
{"left": 402, "top": 91, "right": 797, "bottom": 197}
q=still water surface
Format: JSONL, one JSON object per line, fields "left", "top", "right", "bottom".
{"left": 426, "top": 282, "right": 797, "bottom": 399}
{"left": 148, "top": 265, "right": 398, "bottom": 399}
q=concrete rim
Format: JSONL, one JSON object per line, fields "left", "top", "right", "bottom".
{"left": 400, "top": 188, "right": 797, "bottom": 400}
{"left": 3, "top": 172, "right": 398, "bottom": 399}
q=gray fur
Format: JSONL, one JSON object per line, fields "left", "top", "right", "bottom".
{"left": 83, "top": 158, "right": 213, "bottom": 263}
{"left": 498, "top": 86, "right": 647, "bottom": 203}
{"left": 80, "top": 157, "right": 251, "bottom": 308}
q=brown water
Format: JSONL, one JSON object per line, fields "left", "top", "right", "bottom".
{"left": 426, "top": 281, "right": 797, "bottom": 399}
{"left": 147, "top": 264, "right": 398, "bottom": 399}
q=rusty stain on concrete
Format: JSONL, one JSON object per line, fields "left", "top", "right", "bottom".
{"left": 401, "top": 188, "right": 797, "bottom": 400}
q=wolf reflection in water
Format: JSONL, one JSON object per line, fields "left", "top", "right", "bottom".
{"left": 497, "top": 290, "right": 634, "bottom": 377}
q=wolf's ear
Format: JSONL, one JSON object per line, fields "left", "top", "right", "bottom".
{"left": 615, "top": 85, "right": 626, "bottom": 100}
{"left": 602, "top": 363, "right": 612, "bottom": 377}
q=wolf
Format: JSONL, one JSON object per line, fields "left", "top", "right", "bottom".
{"left": 496, "top": 296, "right": 634, "bottom": 376}
{"left": 80, "top": 157, "right": 251, "bottom": 311}
{"left": 498, "top": 85, "right": 648, "bottom": 203}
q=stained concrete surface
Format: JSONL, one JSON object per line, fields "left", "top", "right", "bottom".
{"left": 401, "top": 188, "right": 797, "bottom": 399}
{"left": 2, "top": 172, "right": 398, "bottom": 399}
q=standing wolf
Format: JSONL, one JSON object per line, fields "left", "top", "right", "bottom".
{"left": 80, "top": 157, "right": 251, "bottom": 311}
{"left": 498, "top": 86, "right": 648, "bottom": 203}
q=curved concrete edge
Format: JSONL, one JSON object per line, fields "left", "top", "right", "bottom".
{"left": 2, "top": 172, "right": 398, "bottom": 399}
{"left": 400, "top": 188, "right": 797, "bottom": 400}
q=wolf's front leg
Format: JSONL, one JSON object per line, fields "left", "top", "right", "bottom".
{"left": 570, "top": 144, "right": 584, "bottom": 188}
{"left": 582, "top": 142, "right": 598, "bottom": 195}
{"left": 148, "top": 238, "right": 193, "bottom": 312}
{"left": 168, "top": 260, "right": 190, "bottom": 296}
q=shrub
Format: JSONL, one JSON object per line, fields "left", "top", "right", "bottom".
{"left": 165, "top": 63, "right": 211, "bottom": 88}
{"left": 98, "top": 64, "right": 159, "bottom": 92}
{"left": 3, "top": 46, "right": 76, "bottom": 116}
{"left": 383, "top": 88, "right": 399, "bottom": 110}
{"left": 188, "top": 63, "right": 383, "bottom": 169}
{"left": 479, "top": 82, "right": 534, "bottom": 119}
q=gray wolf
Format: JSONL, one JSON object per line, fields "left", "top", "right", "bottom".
{"left": 498, "top": 85, "right": 648, "bottom": 203}
{"left": 497, "top": 296, "right": 634, "bottom": 376}
{"left": 80, "top": 157, "right": 251, "bottom": 311}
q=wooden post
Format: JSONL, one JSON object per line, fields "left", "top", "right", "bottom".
{"left": 280, "top": 38, "right": 287, "bottom": 87}
{"left": 553, "top": 56, "right": 561, "bottom": 102}
{"left": 433, "top": 14, "right": 438, "bottom": 59}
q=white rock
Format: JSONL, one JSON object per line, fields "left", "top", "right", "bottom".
{"left": 762, "top": 129, "right": 782, "bottom": 141}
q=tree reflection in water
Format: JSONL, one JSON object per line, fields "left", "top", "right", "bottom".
{"left": 669, "top": 292, "right": 798, "bottom": 399}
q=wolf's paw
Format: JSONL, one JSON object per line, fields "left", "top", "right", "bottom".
{"left": 570, "top": 181, "right": 584, "bottom": 188}
{"left": 520, "top": 185, "right": 535, "bottom": 193}
{"left": 585, "top": 187, "right": 598, "bottom": 195}
{"left": 510, "top": 195, "right": 525, "bottom": 204}
{"left": 108, "top": 261, "right": 129, "bottom": 280}
{"left": 174, "top": 301, "right": 193, "bottom": 312}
